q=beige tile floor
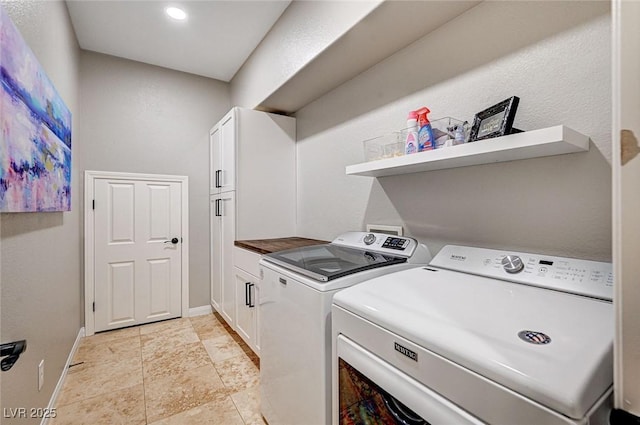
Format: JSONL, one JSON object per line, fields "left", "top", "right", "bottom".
{"left": 51, "top": 313, "right": 263, "bottom": 425}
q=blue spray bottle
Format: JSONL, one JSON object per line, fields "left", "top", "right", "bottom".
{"left": 416, "top": 107, "right": 435, "bottom": 151}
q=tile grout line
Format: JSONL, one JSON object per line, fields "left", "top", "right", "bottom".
{"left": 140, "top": 331, "right": 149, "bottom": 425}
{"left": 195, "top": 316, "right": 245, "bottom": 418}
{"left": 229, "top": 392, "right": 249, "bottom": 425}
{"left": 199, "top": 319, "right": 249, "bottom": 425}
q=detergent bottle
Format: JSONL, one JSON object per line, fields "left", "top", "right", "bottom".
{"left": 416, "top": 107, "right": 435, "bottom": 151}
{"left": 404, "top": 110, "right": 419, "bottom": 154}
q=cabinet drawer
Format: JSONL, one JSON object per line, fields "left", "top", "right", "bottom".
{"left": 234, "top": 247, "right": 261, "bottom": 277}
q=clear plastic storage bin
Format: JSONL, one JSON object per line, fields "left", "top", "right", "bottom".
{"left": 363, "top": 132, "right": 404, "bottom": 162}
{"left": 430, "top": 117, "right": 468, "bottom": 148}
{"left": 363, "top": 117, "right": 468, "bottom": 161}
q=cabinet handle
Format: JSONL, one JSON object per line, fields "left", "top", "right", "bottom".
{"left": 248, "top": 283, "right": 255, "bottom": 308}
{"left": 245, "top": 282, "right": 250, "bottom": 306}
{"left": 215, "top": 170, "right": 222, "bottom": 188}
{"left": 215, "top": 199, "right": 221, "bottom": 217}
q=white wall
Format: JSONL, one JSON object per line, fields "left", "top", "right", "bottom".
{"left": 0, "top": 1, "right": 81, "bottom": 422}
{"left": 295, "top": 1, "right": 612, "bottom": 261}
{"left": 78, "top": 51, "right": 230, "bottom": 308}
{"left": 230, "top": 0, "right": 382, "bottom": 110}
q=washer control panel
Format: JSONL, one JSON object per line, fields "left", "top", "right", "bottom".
{"left": 332, "top": 232, "right": 417, "bottom": 257}
{"left": 381, "top": 236, "right": 410, "bottom": 250}
{"left": 431, "top": 245, "right": 613, "bottom": 301}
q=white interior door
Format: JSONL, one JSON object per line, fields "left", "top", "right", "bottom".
{"left": 93, "top": 177, "right": 183, "bottom": 332}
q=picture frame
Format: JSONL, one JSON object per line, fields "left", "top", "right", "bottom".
{"left": 469, "top": 96, "right": 520, "bottom": 142}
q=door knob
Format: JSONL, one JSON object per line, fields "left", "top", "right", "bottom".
{"left": 164, "top": 238, "right": 179, "bottom": 244}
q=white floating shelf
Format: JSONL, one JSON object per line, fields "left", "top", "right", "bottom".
{"left": 346, "top": 125, "right": 590, "bottom": 177}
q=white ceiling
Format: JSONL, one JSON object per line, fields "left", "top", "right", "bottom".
{"left": 66, "top": 0, "right": 292, "bottom": 82}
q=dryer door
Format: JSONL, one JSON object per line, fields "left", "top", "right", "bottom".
{"left": 335, "top": 335, "right": 484, "bottom": 425}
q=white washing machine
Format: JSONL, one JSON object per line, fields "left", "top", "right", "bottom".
{"left": 332, "top": 244, "right": 614, "bottom": 425}
{"left": 259, "top": 231, "right": 432, "bottom": 425}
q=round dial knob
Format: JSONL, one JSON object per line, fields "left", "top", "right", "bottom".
{"left": 502, "top": 255, "right": 524, "bottom": 274}
{"left": 363, "top": 233, "right": 376, "bottom": 245}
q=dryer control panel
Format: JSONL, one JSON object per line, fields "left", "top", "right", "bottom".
{"left": 430, "top": 245, "right": 613, "bottom": 301}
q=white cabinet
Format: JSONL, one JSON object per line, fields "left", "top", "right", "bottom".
{"left": 210, "top": 107, "right": 296, "bottom": 336}
{"left": 210, "top": 191, "right": 236, "bottom": 326}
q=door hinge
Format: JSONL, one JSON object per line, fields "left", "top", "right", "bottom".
{"left": 92, "top": 200, "right": 95, "bottom": 210}
{"left": 92, "top": 302, "right": 95, "bottom": 312}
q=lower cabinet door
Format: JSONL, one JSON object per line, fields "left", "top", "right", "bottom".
{"left": 253, "top": 282, "right": 261, "bottom": 356}
{"left": 234, "top": 267, "right": 257, "bottom": 350}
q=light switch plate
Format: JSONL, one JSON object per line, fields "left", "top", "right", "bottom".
{"left": 38, "top": 359, "right": 44, "bottom": 391}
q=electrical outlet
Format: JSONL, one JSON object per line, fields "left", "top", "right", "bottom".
{"left": 38, "top": 360, "right": 44, "bottom": 391}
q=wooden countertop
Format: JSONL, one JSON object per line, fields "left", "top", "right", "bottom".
{"left": 234, "top": 237, "right": 329, "bottom": 255}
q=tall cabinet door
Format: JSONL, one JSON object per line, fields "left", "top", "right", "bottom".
{"left": 210, "top": 195, "right": 222, "bottom": 311}
{"left": 210, "top": 127, "right": 221, "bottom": 195}
{"left": 210, "top": 191, "right": 235, "bottom": 325}
{"left": 210, "top": 109, "right": 236, "bottom": 195}
{"left": 211, "top": 191, "right": 236, "bottom": 324}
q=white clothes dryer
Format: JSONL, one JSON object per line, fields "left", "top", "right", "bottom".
{"left": 332, "top": 245, "right": 614, "bottom": 425}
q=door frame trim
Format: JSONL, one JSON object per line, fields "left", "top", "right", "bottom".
{"left": 84, "top": 170, "right": 189, "bottom": 336}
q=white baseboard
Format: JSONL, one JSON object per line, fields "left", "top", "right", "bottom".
{"left": 188, "top": 305, "right": 212, "bottom": 317}
{"left": 41, "top": 327, "right": 85, "bottom": 425}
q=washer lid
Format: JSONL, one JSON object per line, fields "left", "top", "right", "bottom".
{"left": 332, "top": 267, "right": 613, "bottom": 419}
{"left": 262, "top": 244, "right": 407, "bottom": 282}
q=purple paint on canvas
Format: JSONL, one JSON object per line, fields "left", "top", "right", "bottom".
{"left": 0, "top": 5, "right": 72, "bottom": 212}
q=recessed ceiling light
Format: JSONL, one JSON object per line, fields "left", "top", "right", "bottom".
{"left": 165, "top": 6, "right": 187, "bottom": 21}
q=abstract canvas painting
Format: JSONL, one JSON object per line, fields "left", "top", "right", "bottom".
{"left": 0, "top": 6, "right": 72, "bottom": 212}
